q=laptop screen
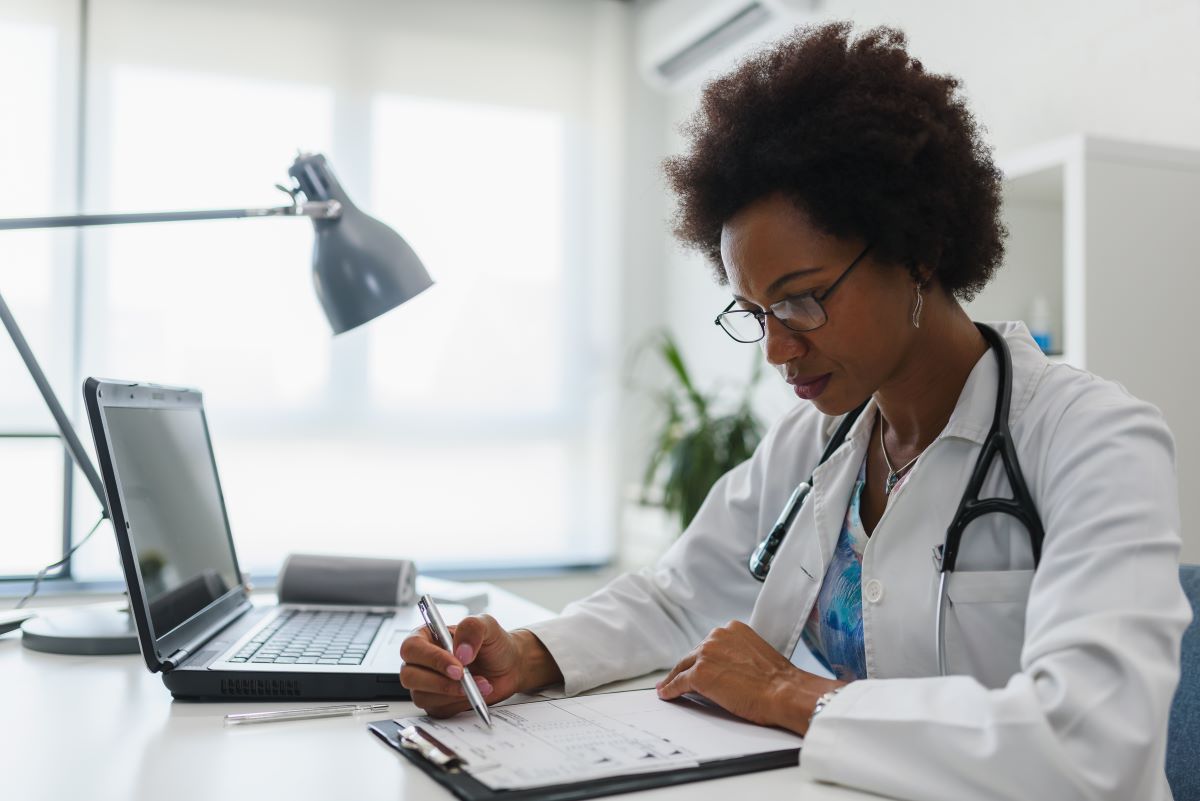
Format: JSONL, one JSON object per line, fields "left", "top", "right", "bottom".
{"left": 103, "top": 404, "right": 241, "bottom": 637}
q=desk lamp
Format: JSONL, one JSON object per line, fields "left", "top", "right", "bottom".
{"left": 0, "top": 153, "right": 433, "bottom": 655}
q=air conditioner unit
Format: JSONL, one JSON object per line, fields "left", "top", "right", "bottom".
{"left": 636, "top": 0, "right": 821, "bottom": 92}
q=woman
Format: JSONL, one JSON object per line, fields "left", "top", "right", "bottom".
{"left": 400, "top": 23, "right": 1191, "bottom": 801}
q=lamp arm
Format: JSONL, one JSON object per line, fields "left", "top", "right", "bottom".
{"left": 0, "top": 197, "right": 341, "bottom": 513}
{"left": 0, "top": 200, "right": 341, "bottom": 231}
{"left": 0, "top": 288, "right": 108, "bottom": 512}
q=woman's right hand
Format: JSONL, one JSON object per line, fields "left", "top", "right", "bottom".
{"left": 399, "top": 614, "right": 560, "bottom": 717}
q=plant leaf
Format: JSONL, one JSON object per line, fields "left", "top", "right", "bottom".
{"left": 658, "top": 332, "right": 709, "bottom": 419}
{"left": 636, "top": 331, "right": 767, "bottom": 534}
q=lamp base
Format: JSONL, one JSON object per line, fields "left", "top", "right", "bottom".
{"left": 20, "top": 605, "right": 139, "bottom": 655}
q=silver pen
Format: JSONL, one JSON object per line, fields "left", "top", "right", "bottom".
{"left": 224, "top": 702, "right": 389, "bottom": 725}
{"left": 418, "top": 593, "right": 493, "bottom": 728}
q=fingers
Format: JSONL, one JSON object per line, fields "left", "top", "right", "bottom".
{"left": 411, "top": 690, "right": 477, "bottom": 719}
{"left": 410, "top": 692, "right": 469, "bottom": 718}
{"left": 405, "top": 669, "right": 495, "bottom": 716}
{"left": 451, "top": 614, "right": 498, "bottom": 666}
{"left": 657, "top": 650, "right": 697, "bottom": 693}
{"left": 656, "top": 623, "right": 732, "bottom": 700}
{"left": 401, "top": 663, "right": 494, "bottom": 696}
{"left": 399, "top": 628, "right": 464, "bottom": 680}
{"left": 411, "top": 676, "right": 494, "bottom": 718}
{"left": 400, "top": 663, "right": 468, "bottom": 697}
{"left": 656, "top": 663, "right": 694, "bottom": 700}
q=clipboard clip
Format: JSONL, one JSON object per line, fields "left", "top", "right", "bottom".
{"left": 398, "top": 724, "right": 466, "bottom": 772}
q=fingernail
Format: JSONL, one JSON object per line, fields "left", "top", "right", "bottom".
{"left": 446, "top": 665, "right": 463, "bottom": 680}
{"left": 479, "top": 679, "right": 493, "bottom": 695}
{"left": 455, "top": 644, "right": 473, "bottom": 663}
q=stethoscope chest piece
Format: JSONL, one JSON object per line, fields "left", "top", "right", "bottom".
{"left": 748, "top": 481, "right": 812, "bottom": 581}
{"left": 747, "top": 399, "right": 867, "bottom": 583}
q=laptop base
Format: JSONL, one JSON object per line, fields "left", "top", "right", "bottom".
{"left": 163, "top": 664, "right": 409, "bottom": 702}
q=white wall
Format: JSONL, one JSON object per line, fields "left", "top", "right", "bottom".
{"left": 633, "top": 0, "right": 1200, "bottom": 560}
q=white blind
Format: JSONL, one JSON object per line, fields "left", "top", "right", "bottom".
{"left": 1, "top": 0, "right": 626, "bottom": 580}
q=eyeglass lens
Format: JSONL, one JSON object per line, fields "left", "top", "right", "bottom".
{"left": 718, "top": 295, "right": 827, "bottom": 342}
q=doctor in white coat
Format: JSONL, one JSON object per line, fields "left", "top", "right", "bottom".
{"left": 400, "top": 22, "right": 1192, "bottom": 801}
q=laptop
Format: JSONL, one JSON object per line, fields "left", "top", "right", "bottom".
{"left": 83, "top": 377, "right": 444, "bottom": 701}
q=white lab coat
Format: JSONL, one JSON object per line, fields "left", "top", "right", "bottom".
{"left": 525, "top": 321, "right": 1193, "bottom": 801}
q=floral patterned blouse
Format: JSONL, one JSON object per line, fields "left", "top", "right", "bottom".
{"left": 798, "top": 457, "right": 913, "bottom": 681}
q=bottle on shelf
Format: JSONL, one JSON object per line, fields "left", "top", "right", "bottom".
{"left": 1028, "top": 294, "right": 1052, "bottom": 353}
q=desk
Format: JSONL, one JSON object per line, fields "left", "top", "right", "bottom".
{"left": 1, "top": 583, "right": 877, "bottom": 801}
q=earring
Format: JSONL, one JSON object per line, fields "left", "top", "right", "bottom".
{"left": 911, "top": 281, "right": 925, "bottom": 328}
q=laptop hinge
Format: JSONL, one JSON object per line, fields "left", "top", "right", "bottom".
{"left": 155, "top": 597, "right": 254, "bottom": 672}
{"left": 162, "top": 648, "right": 190, "bottom": 671}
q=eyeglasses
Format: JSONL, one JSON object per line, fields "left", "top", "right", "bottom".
{"left": 714, "top": 244, "right": 873, "bottom": 343}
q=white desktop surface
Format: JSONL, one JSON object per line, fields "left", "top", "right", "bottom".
{"left": 0, "top": 583, "right": 878, "bottom": 801}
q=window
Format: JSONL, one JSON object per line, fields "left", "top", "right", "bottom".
{"left": 0, "top": 1, "right": 80, "bottom": 580}
{"left": 2, "top": 0, "right": 623, "bottom": 587}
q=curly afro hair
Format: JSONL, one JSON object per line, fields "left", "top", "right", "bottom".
{"left": 663, "top": 22, "right": 1005, "bottom": 301}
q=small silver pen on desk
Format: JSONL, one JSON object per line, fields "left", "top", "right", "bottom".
{"left": 418, "top": 593, "right": 493, "bottom": 728}
{"left": 224, "top": 703, "right": 389, "bottom": 725}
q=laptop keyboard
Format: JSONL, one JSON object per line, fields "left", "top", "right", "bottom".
{"left": 228, "top": 609, "right": 389, "bottom": 666}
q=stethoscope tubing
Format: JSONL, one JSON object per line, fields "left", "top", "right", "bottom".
{"left": 747, "top": 323, "right": 1045, "bottom": 677}
{"left": 933, "top": 324, "right": 1044, "bottom": 674}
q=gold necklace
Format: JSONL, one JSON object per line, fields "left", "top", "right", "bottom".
{"left": 879, "top": 411, "right": 923, "bottom": 495}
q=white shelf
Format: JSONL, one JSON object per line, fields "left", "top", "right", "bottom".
{"left": 969, "top": 134, "right": 1200, "bottom": 559}
{"left": 968, "top": 162, "right": 1067, "bottom": 358}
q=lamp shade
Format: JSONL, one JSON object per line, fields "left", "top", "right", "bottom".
{"left": 289, "top": 153, "right": 433, "bottom": 334}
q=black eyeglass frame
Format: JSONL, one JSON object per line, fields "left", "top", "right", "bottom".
{"left": 714, "top": 243, "right": 874, "bottom": 343}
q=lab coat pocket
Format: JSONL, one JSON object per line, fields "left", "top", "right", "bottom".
{"left": 944, "top": 569, "right": 1033, "bottom": 688}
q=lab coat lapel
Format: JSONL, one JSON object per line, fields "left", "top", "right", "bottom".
{"left": 747, "top": 402, "right": 875, "bottom": 656}
{"left": 939, "top": 321, "right": 1046, "bottom": 444}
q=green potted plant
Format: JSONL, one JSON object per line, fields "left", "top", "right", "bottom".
{"left": 640, "top": 331, "right": 765, "bottom": 532}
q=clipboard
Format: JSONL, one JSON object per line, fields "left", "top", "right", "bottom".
{"left": 368, "top": 717, "right": 800, "bottom": 801}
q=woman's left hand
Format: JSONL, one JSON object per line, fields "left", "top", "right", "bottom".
{"left": 655, "top": 620, "right": 848, "bottom": 736}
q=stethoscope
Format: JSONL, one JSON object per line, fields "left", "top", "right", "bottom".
{"left": 748, "top": 323, "right": 1046, "bottom": 676}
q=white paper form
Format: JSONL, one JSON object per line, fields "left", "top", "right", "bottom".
{"left": 394, "top": 689, "right": 804, "bottom": 790}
